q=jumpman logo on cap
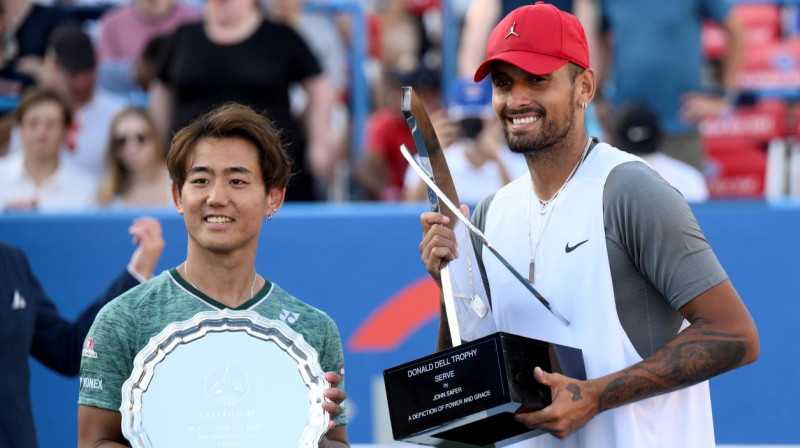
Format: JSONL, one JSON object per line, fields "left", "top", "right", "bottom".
{"left": 505, "top": 21, "right": 520, "bottom": 38}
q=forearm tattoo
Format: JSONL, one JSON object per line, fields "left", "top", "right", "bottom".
{"left": 597, "top": 322, "right": 747, "bottom": 412}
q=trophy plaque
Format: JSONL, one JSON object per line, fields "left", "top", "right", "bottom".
{"left": 120, "top": 309, "right": 329, "bottom": 448}
{"left": 384, "top": 332, "right": 585, "bottom": 447}
{"left": 384, "top": 87, "right": 586, "bottom": 447}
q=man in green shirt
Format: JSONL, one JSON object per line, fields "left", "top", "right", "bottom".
{"left": 78, "top": 103, "right": 349, "bottom": 447}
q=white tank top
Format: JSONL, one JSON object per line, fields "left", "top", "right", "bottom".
{"left": 482, "top": 143, "right": 714, "bottom": 448}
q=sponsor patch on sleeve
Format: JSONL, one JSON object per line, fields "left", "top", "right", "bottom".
{"left": 81, "top": 337, "right": 98, "bottom": 359}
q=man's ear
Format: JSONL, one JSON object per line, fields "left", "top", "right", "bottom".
{"left": 578, "top": 68, "right": 597, "bottom": 105}
{"left": 266, "top": 187, "right": 287, "bottom": 218}
{"left": 172, "top": 182, "right": 184, "bottom": 215}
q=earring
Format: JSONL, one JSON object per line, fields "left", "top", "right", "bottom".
{"left": 267, "top": 207, "right": 277, "bottom": 221}
{"left": 581, "top": 101, "right": 588, "bottom": 110}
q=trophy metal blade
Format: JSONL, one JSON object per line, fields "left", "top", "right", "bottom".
{"left": 401, "top": 86, "right": 460, "bottom": 229}
{"left": 401, "top": 86, "right": 463, "bottom": 346}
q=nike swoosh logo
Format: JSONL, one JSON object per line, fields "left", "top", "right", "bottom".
{"left": 565, "top": 240, "right": 588, "bottom": 253}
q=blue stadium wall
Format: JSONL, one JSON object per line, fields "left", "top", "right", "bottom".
{"left": 0, "top": 201, "right": 798, "bottom": 446}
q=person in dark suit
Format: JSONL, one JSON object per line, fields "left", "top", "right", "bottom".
{"left": 0, "top": 216, "right": 164, "bottom": 448}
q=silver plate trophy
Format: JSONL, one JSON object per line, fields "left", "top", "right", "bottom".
{"left": 120, "top": 309, "right": 330, "bottom": 448}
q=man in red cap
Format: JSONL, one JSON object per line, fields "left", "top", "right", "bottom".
{"left": 418, "top": 3, "right": 758, "bottom": 446}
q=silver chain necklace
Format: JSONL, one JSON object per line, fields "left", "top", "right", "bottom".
{"left": 526, "top": 137, "right": 591, "bottom": 283}
{"left": 452, "top": 223, "right": 489, "bottom": 318}
{"left": 183, "top": 261, "right": 258, "bottom": 301}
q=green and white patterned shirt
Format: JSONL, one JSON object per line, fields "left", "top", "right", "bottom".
{"left": 78, "top": 268, "right": 347, "bottom": 426}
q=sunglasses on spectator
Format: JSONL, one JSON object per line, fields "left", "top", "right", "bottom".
{"left": 113, "top": 133, "right": 149, "bottom": 148}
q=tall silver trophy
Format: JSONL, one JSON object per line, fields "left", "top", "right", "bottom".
{"left": 382, "top": 87, "right": 586, "bottom": 447}
{"left": 120, "top": 309, "right": 330, "bottom": 448}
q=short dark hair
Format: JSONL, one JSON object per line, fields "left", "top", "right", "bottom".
{"left": 167, "top": 103, "right": 293, "bottom": 194}
{"left": 49, "top": 23, "right": 96, "bottom": 73}
{"left": 15, "top": 88, "right": 72, "bottom": 127}
{"left": 567, "top": 62, "right": 585, "bottom": 83}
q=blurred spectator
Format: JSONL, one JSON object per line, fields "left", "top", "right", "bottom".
{"left": 56, "top": 0, "right": 127, "bottom": 7}
{"left": 264, "top": 0, "right": 350, "bottom": 197}
{"left": 0, "top": 217, "right": 164, "bottom": 448}
{"left": 0, "top": 114, "right": 12, "bottom": 156}
{"left": 615, "top": 104, "right": 709, "bottom": 203}
{"left": 457, "top": 0, "right": 593, "bottom": 76}
{"left": 375, "top": 0, "right": 448, "bottom": 80}
{"left": 264, "top": 0, "right": 349, "bottom": 97}
{"left": 98, "top": 107, "right": 172, "bottom": 207}
{"left": 595, "top": 0, "right": 745, "bottom": 171}
{"left": 20, "top": 23, "right": 125, "bottom": 176}
{"left": 402, "top": 78, "right": 527, "bottom": 204}
{"left": 371, "top": 25, "right": 420, "bottom": 111}
{"left": 371, "top": 0, "right": 430, "bottom": 103}
{"left": 134, "top": 35, "right": 166, "bottom": 92}
{"left": 0, "top": 0, "right": 71, "bottom": 96}
{"left": 0, "top": 88, "right": 98, "bottom": 212}
{"left": 149, "top": 0, "right": 339, "bottom": 201}
{"left": 355, "top": 63, "right": 455, "bottom": 201}
{"left": 96, "top": 0, "right": 199, "bottom": 100}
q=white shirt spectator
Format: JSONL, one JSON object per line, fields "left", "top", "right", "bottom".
{"left": 68, "top": 89, "right": 126, "bottom": 176}
{"left": 641, "top": 152, "right": 709, "bottom": 203}
{"left": 9, "top": 89, "right": 126, "bottom": 176}
{"left": 0, "top": 152, "right": 99, "bottom": 211}
{"left": 70, "top": 89, "right": 125, "bottom": 176}
{"left": 404, "top": 139, "right": 529, "bottom": 205}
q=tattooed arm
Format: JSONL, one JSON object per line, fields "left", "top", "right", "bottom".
{"left": 514, "top": 279, "right": 759, "bottom": 439}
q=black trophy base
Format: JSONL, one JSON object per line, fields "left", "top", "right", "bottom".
{"left": 383, "top": 332, "right": 585, "bottom": 447}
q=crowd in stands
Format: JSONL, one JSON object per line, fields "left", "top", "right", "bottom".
{"left": 0, "top": 0, "right": 797, "bottom": 212}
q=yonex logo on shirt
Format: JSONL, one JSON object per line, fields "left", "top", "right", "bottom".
{"left": 280, "top": 309, "right": 300, "bottom": 324}
{"left": 80, "top": 377, "right": 103, "bottom": 390}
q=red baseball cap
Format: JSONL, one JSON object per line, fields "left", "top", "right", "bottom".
{"left": 474, "top": 1, "right": 590, "bottom": 82}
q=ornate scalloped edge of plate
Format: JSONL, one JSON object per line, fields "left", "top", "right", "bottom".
{"left": 120, "top": 309, "right": 330, "bottom": 448}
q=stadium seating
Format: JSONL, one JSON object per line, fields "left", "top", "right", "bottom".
{"left": 699, "top": 2, "right": 800, "bottom": 199}
{"left": 700, "top": 100, "right": 789, "bottom": 197}
{"left": 703, "top": 3, "right": 783, "bottom": 60}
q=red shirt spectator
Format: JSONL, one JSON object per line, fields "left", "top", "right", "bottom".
{"left": 362, "top": 108, "right": 417, "bottom": 200}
